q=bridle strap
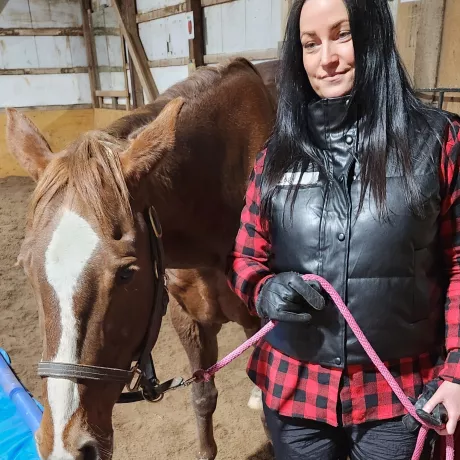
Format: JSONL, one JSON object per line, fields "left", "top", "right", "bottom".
{"left": 135, "top": 207, "right": 168, "bottom": 387}
{"left": 37, "top": 362, "right": 134, "bottom": 383}
{"left": 37, "top": 206, "right": 171, "bottom": 402}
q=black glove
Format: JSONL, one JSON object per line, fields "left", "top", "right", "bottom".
{"left": 402, "top": 379, "right": 448, "bottom": 433}
{"left": 256, "top": 272, "right": 325, "bottom": 323}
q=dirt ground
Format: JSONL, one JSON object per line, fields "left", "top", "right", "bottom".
{"left": 0, "top": 176, "right": 273, "bottom": 460}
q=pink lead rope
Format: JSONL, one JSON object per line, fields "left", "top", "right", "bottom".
{"left": 191, "top": 274, "right": 455, "bottom": 460}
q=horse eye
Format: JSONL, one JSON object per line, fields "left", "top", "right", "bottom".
{"left": 117, "top": 266, "right": 135, "bottom": 284}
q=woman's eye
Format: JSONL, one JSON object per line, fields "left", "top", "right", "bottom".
{"left": 303, "top": 42, "right": 316, "bottom": 50}
{"left": 338, "top": 31, "right": 351, "bottom": 40}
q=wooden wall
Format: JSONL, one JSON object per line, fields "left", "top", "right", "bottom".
{"left": 436, "top": 0, "right": 460, "bottom": 114}
{"left": 395, "top": 0, "right": 460, "bottom": 115}
{"left": 0, "top": 0, "right": 91, "bottom": 108}
{"left": 93, "top": 107, "right": 125, "bottom": 128}
{"left": 0, "top": 108, "right": 94, "bottom": 178}
{"left": 0, "top": 107, "right": 130, "bottom": 178}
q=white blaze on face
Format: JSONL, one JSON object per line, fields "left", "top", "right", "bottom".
{"left": 45, "top": 210, "right": 99, "bottom": 459}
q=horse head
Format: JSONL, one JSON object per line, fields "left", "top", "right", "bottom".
{"left": 6, "top": 97, "right": 184, "bottom": 460}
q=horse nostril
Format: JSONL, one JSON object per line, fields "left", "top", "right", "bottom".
{"left": 79, "top": 442, "right": 98, "bottom": 460}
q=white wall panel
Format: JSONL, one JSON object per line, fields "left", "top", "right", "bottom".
{"left": 106, "top": 36, "right": 123, "bottom": 67}
{"left": 270, "top": 0, "right": 283, "bottom": 46}
{"left": 0, "top": 37, "right": 39, "bottom": 69}
{"left": 139, "top": 13, "right": 189, "bottom": 60}
{"left": 95, "top": 36, "right": 110, "bottom": 66}
{"left": 150, "top": 65, "right": 188, "bottom": 94}
{"left": 246, "top": 0, "right": 272, "bottom": 50}
{"left": 0, "top": 74, "right": 91, "bottom": 107}
{"left": 35, "top": 36, "right": 72, "bottom": 67}
{"left": 0, "top": 36, "right": 88, "bottom": 69}
{"left": 99, "top": 71, "right": 125, "bottom": 90}
{"left": 29, "top": 0, "right": 82, "bottom": 27}
{"left": 136, "top": 0, "right": 183, "bottom": 15}
{"left": 140, "top": 20, "right": 167, "bottom": 60}
{"left": 221, "top": 1, "right": 246, "bottom": 53}
{"left": 0, "top": 0, "right": 81, "bottom": 28}
{"left": 69, "top": 36, "right": 88, "bottom": 67}
{"left": 0, "top": 0, "right": 32, "bottom": 28}
{"left": 203, "top": 4, "right": 222, "bottom": 55}
{"left": 203, "top": 0, "right": 283, "bottom": 55}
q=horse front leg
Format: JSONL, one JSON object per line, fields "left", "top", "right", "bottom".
{"left": 170, "top": 298, "right": 221, "bottom": 460}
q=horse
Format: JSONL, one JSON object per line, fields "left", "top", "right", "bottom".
{"left": 5, "top": 57, "right": 277, "bottom": 460}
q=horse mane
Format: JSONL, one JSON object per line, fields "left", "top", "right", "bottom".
{"left": 29, "top": 131, "right": 132, "bottom": 234}
{"left": 105, "top": 58, "right": 262, "bottom": 139}
{"left": 28, "top": 58, "right": 261, "bottom": 232}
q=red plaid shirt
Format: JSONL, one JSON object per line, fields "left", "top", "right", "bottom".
{"left": 227, "top": 120, "right": 460, "bottom": 427}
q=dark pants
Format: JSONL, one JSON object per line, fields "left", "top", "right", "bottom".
{"left": 263, "top": 403, "right": 434, "bottom": 460}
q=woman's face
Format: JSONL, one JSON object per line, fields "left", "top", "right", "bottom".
{"left": 300, "top": 0, "right": 355, "bottom": 99}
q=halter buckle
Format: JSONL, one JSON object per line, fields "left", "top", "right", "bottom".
{"left": 126, "top": 364, "right": 143, "bottom": 392}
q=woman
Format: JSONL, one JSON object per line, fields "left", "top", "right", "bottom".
{"left": 227, "top": 0, "right": 460, "bottom": 458}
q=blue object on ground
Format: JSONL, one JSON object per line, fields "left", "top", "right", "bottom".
{"left": 0, "top": 348, "right": 42, "bottom": 460}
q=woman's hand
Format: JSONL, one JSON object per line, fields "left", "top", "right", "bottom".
{"left": 255, "top": 272, "right": 325, "bottom": 323}
{"left": 423, "top": 381, "right": 460, "bottom": 435}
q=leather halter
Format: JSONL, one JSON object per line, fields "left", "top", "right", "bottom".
{"left": 37, "top": 206, "right": 183, "bottom": 403}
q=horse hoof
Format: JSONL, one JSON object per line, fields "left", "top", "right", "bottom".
{"left": 197, "top": 451, "right": 216, "bottom": 460}
{"left": 247, "top": 385, "right": 263, "bottom": 410}
{"left": 196, "top": 443, "right": 217, "bottom": 460}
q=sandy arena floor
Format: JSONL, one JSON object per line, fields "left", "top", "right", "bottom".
{"left": 0, "top": 175, "right": 273, "bottom": 460}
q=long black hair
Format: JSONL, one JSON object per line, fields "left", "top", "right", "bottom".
{"left": 261, "top": 0, "right": 439, "bottom": 220}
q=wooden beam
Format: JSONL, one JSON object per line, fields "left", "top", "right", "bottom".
{"left": 0, "top": 27, "right": 83, "bottom": 36}
{"left": 280, "top": 0, "right": 293, "bottom": 45}
{"left": 395, "top": 1, "right": 422, "bottom": 80}
{"left": 113, "top": 0, "right": 158, "bottom": 103}
{"left": 136, "top": 3, "right": 187, "bottom": 23}
{"left": 121, "top": 0, "right": 143, "bottom": 108}
{"left": 204, "top": 48, "right": 279, "bottom": 65}
{"left": 186, "top": 0, "right": 204, "bottom": 73}
{"left": 119, "top": 32, "right": 131, "bottom": 111}
{"left": 98, "top": 65, "right": 124, "bottom": 73}
{"left": 148, "top": 57, "right": 189, "bottom": 68}
{"left": 100, "top": 103, "right": 128, "bottom": 109}
{"left": 0, "top": 104, "right": 93, "bottom": 113}
{"left": 0, "top": 67, "right": 88, "bottom": 75}
{"left": 81, "top": 0, "right": 99, "bottom": 108}
{"left": 95, "top": 90, "right": 129, "bottom": 98}
{"left": 413, "top": 0, "right": 447, "bottom": 89}
{"left": 201, "top": 0, "right": 235, "bottom": 6}
{"left": 92, "top": 27, "right": 120, "bottom": 36}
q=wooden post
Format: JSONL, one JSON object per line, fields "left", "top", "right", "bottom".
{"left": 119, "top": 33, "right": 131, "bottom": 111}
{"left": 279, "top": 0, "right": 293, "bottom": 55}
{"left": 121, "top": 0, "right": 144, "bottom": 108}
{"left": 413, "top": 0, "right": 446, "bottom": 89}
{"left": 112, "top": 0, "right": 159, "bottom": 103}
{"left": 80, "top": 0, "right": 99, "bottom": 108}
{"left": 185, "top": 0, "right": 204, "bottom": 74}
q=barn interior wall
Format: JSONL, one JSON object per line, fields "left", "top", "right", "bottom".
{"left": 0, "top": 108, "right": 94, "bottom": 178}
{"left": 435, "top": 0, "right": 460, "bottom": 114}
{"left": 134, "top": 0, "right": 283, "bottom": 95}
{"left": 2, "top": 0, "right": 459, "bottom": 179}
{"left": 0, "top": 0, "right": 91, "bottom": 108}
{"left": 395, "top": 0, "right": 460, "bottom": 115}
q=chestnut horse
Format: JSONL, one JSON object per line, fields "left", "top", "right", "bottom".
{"left": 6, "top": 58, "right": 277, "bottom": 460}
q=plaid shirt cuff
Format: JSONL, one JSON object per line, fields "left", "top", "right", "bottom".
{"left": 250, "top": 273, "right": 275, "bottom": 316}
{"left": 439, "top": 350, "right": 460, "bottom": 384}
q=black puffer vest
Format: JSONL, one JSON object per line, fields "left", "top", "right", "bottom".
{"left": 263, "top": 96, "right": 458, "bottom": 367}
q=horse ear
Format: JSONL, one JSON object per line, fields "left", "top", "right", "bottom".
{"left": 6, "top": 108, "right": 53, "bottom": 182}
{"left": 121, "top": 97, "right": 185, "bottom": 182}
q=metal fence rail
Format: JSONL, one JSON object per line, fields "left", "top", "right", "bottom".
{"left": 415, "top": 87, "right": 460, "bottom": 110}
